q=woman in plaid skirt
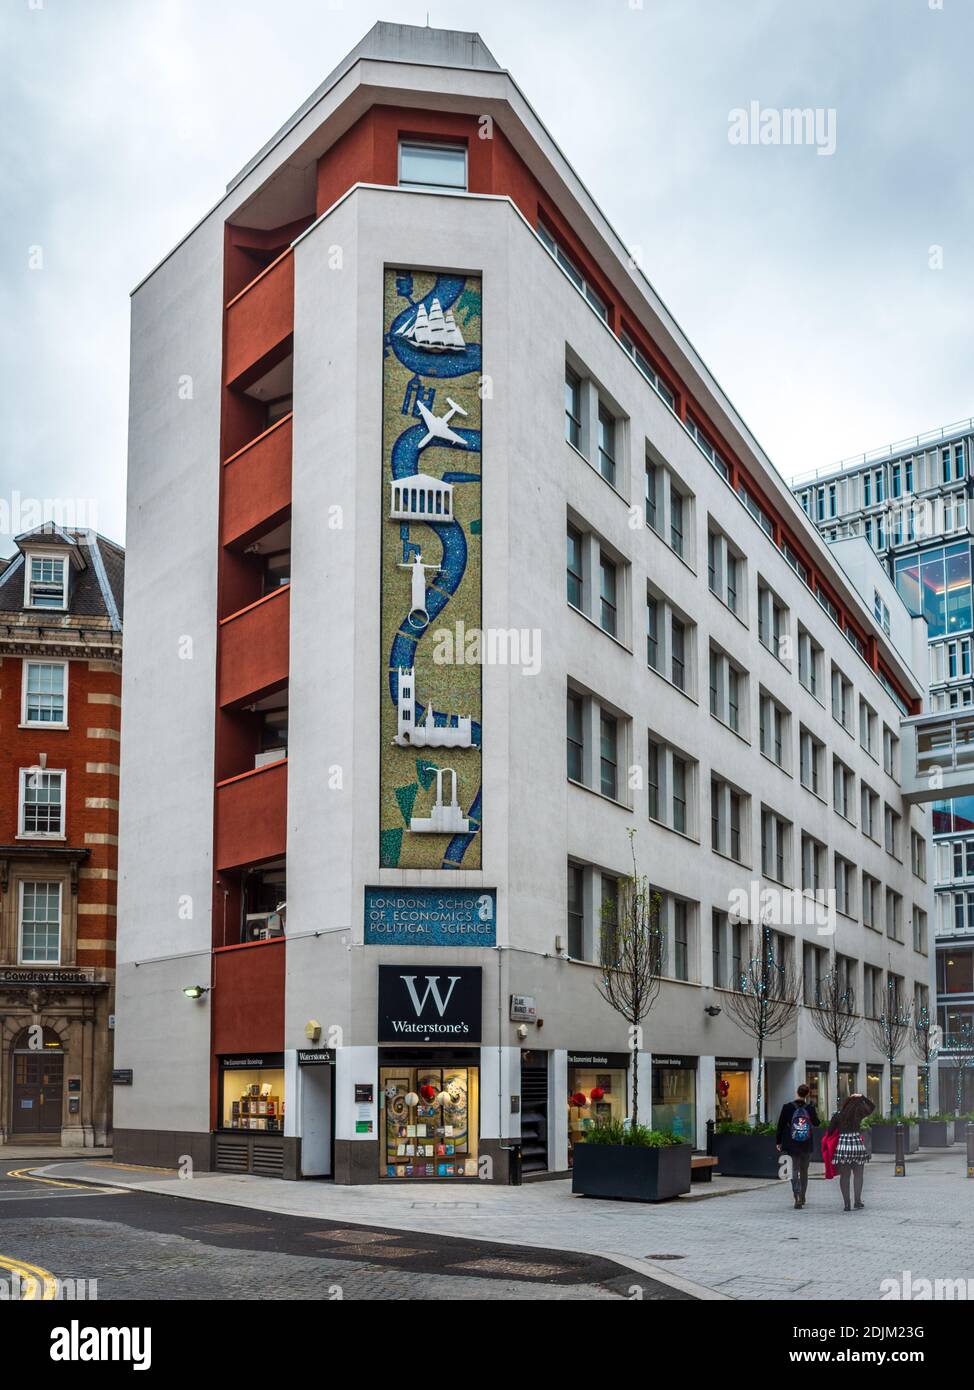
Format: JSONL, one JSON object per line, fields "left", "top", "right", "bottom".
{"left": 827, "top": 1093, "right": 875, "bottom": 1211}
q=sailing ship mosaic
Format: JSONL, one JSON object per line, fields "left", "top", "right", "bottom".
{"left": 379, "top": 270, "right": 483, "bottom": 869}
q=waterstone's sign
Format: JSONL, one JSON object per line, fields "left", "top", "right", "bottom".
{"left": 377, "top": 965, "right": 482, "bottom": 1043}
{"left": 364, "top": 888, "right": 496, "bottom": 947}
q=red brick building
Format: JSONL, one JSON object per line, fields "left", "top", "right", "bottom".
{"left": 0, "top": 523, "right": 123, "bottom": 1146}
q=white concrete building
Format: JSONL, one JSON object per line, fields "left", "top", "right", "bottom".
{"left": 795, "top": 423, "right": 974, "bottom": 1111}
{"left": 115, "top": 22, "right": 936, "bottom": 1184}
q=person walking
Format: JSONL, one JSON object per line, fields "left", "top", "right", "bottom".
{"left": 827, "top": 1092, "right": 875, "bottom": 1211}
{"left": 775, "top": 1082, "right": 820, "bottom": 1209}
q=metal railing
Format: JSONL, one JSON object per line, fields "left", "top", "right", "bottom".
{"left": 791, "top": 418, "right": 974, "bottom": 487}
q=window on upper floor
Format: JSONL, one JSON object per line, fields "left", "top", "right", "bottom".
{"left": 883, "top": 725, "right": 900, "bottom": 781}
{"left": 567, "top": 517, "right": 629, "bottom": 643}
{"left": 566, "top": 685, "right": 630, "bottom": 804}
{"left": 648, "top": 585, "right": 696, "bottom": 696}
{"left": 831, "top": 664, "right": 853, "bottom": 733}
{"left": 757, "top": 580, "right": 788, "bottom": 661}
{"left": 801, "top": 833, "right": 826, "bottom": 895}
{"left": 835, "top": 855, "right": 856, "bottom": 917}
{"left": 25, "top": 553, "right": 68, "bottom": 609}
{"left": 861, "top": 783, "right": 879, "bottom": 841}
{"left": 398, "top": 141, "right": 467, "bottom": 191}
{"left": 799, "top": 726, "right": 824, "bottom": 798}
{"left": 884, "top": 804, "right": 902, "bottom": 859}
{"left": 886, "top": 889, "right": 903, "bottom": 943}
{"left": 19, "top": 768, "right": 65, "bottom": 839}
{"left": 910, "top": 830, "right": 926, "bottom": 881}
{"left": 565, "top": 368, "right": 582, "bottom": 449}
{"left": 619, "top": 332, "right": 675, "bottom": 409}
{"left": 648, "top": 734, "right": 697, "bottom": 838}
{"left": 709, "top": 644, "right": 746, "bottom": 736}
{"left": 797, "top": 627, "right": 823, "bottom": 701}
{"left": 833, "top": 757, "right": 855, "bottom": 822}
{"left": 859, "top": 698, "right": 878, "bottom": 757}
{"left": 912, "top": 905, "right": 928, "bottom": 955}
{"left": 597, "top": 403, "right": 617, "bottom": 486}
{"left": 761, "top": 807, "right": 791, "bottom": 885}
{"left": 862, "top": 875, "right": 880, "bottom": 932}
{"left": 538, "top": 222, "right": 608, "bottom": 320}
{"left": 707, "top": 524, "right": 744, "bottom": 617}
{"left": 710, "top": 775, "right": 747, "bottom": 863}
{"left": 646, "top": 452, "right": 694, "bottom": 564}
{"left": 19, "top": 881, "right": 62, "bottom": 965}
{"left": 22, "top": 660, "right": 67, "bottom": 727}
{"left": 759, "top": 690, "right": 789, "bottom": 770}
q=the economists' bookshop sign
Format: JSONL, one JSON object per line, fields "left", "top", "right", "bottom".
{"left": 377, "top": 965, "right": 482, "bottom": 1043}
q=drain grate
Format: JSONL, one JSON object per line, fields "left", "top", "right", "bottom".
{"left": 450, "top": 1257, "right": 573, "bottom": 1277}
{"left": 306, "top": 1229, "right": 396, "bottom": 1244}
{"left": 645, "top": 1253, "right": 685, "bottom": 1260}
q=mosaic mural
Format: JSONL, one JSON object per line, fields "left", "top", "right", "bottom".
{"left": 379, "top": 270, "right": 482, "bottom": 869}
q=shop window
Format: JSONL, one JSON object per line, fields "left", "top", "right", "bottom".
{"left": 220, "top": 1058, "right": 285, "bottom": 1132}
{"left": 567, "top": 1058, "right": 628, "bottom": 1165}
{"left": 804, "top": 1064, "right": 829, "bottom": 1119}
{"left": 715, "top": 1064, "right": 750, "bottom": 1122}
{"left": 380, "top": 1062, "right": 479, "bottom": 1179}
{"left": 651, "top": 1059, "right": 696, "bottom": 1142}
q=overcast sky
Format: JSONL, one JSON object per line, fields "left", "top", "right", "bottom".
{"left": 2, "top": 0, "right": 971, "bottom": 550}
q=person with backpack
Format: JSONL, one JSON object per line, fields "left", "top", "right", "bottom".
{"left": 775, "top": 1083, "right": 820, "bottom": 1209}
{"left": 826, "top": 1092, "right": 875, "bottom": 1211}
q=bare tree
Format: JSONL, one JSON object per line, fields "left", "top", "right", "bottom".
{"left": 724, "top": 922, "right": 803, "bottom": 1123}
{"left": 868, "top": 977, "right": 913, "bottom": 1109}
{"left": 595, "top": 830, "right": 663, "bottom": 1127}
{"left": 809, "top": 958, "right": 860, "bottom": 1101}
{"left": 910, "top": 1005, "right": 940, "bottom": 1117}
{"left": 943, "top": 1018, "right": 974, "bottom": 1114}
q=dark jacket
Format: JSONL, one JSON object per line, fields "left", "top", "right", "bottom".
{"left": 776, "top": 1099, "right": 820, "bottom": 1154}
{"left": 827, "top": 1096, "right": 875, "bottom": 1134}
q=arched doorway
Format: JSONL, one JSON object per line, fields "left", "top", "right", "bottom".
{"left": 11, "top": 1027, "right": 64, "bottom": 1135}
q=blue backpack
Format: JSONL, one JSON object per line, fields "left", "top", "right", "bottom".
{"left": 790, "top": 1105, "right": 811, "bottom": 1143}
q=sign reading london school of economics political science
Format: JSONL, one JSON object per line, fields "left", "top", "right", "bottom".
{"left": 364, "top": 888, "right": 496, "bottom": 947}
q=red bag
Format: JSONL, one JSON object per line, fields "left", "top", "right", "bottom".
{"left": 822, "top": 1127, "right": 839, "bottom": 1180}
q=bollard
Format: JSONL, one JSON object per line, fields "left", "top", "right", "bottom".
{"left": 893, "top": 1121, "right": 907, "bottom": 1177}
{"left": 967, "top": 1121, "right": 974, "bottom": 1179}
{"left": 706, "top": 1118, "right": 715, "bottom": 1157}
{"left": 508, "top": 1142, "right": 522, "bottom": 1186}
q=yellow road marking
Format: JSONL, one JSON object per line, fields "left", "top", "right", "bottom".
{"left": 89, "top": 1160, "right": 176, "bottom": 1173}
{"left": 7, "top": 1166, "right": 93, "bottom": 1190}
{"left": 0, "top": 1253, "right": 58, "bottom": 1300}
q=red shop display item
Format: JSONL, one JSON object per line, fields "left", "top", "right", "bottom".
{"left": 419, "top": 1084, "right": 438, "bottom": 1102}
{"left": 590, "top": 1087, "right": 605, "bottom": 1102}
{"left": 570, "top": 1091, "right": 587, "bottom": 1107}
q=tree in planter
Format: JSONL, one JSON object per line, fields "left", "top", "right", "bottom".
{"left": 910, "top": 1005, "right": 940, "bottom": 1118}
{"left": 724, "top": 921, "right": 803, "bottom": 1123}
{"left": 595, "top": 830, "right": 664, "bottom": 1128}
{"left": 809, "top": 958, "right": 860, "bottom": 1107}
{"left": 943, "top": 1018, "right": 974, "bottom": 1114}
{"left": 868, "top": 978, "right": 913, "bottom": 1111}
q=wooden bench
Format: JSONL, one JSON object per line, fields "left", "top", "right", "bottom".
{"left": 691, "top": 1155, "right": 718, "bottom": 1184}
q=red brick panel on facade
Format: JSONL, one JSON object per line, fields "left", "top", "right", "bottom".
{"left": 222, "top": 414, "right": 292, "bottom": 549}
{"left": 212, "top": 938, "right": 286, "bottom": 1055}
{"left": 214, "top": 759, "right": 287, "bottom": 871}
{"left": 218, "top": 586, "right": 290, "bottom": 709}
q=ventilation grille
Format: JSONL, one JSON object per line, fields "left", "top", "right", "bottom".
{"left": 214, "top": 1139, "right": 249, "bottom": 1173}
{"left": 251, "top": 1141, "right": 285, "bottom": 1178}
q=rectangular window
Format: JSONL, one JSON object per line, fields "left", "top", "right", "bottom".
{"left": 647, "top": 594, "right": 659, "bottom": 670}
{"left": 621, "top": 333, "right": 675, "bottom": 408}
{"left": 671, "top": 618, "right": 686, "bottom": 691}
{"left": 600, "top": 713, "right": 618, "bottom": 800}
{"left": 649, "top": 740, "right": 661, "bottom": 822}
{"left": 645, "top": 461, "right": 659, "bottom": 531}
{"left": 564, "top": 369, "right": 581, "bottom": 448}
{"left": 539, "top": 223, "right": 608, "bottom": 320}
{"left": 26, "top": 554, "right": 67, "bottom": 609}
{"left": 670, "top": 489, "right": 684, "bottom": 557}
{"left": 398, "top": 141, "right": 467, "bottom": 190}
{"left": 672, "top": 756, "right": 688, "bottom": 834}
{"left": 761, "top": 809, "right": 789, "bottom": 884}
{"left": 566, "top": 525, "right": 583, "bottom": 608}
{"left": 597, "top": 403, "right": 616, "bottom": 485}
{"left": 19, "top": 881, "right": 61, "bottom": 964}
{"left": 19, "top": 769, "right": 65, "bottom": 838}
{"left": 567, "top": 693, "right": 584, "bottom": 782}
{"left": 599, "top": 552, "right": 617, "bottom": 636}
{"left": 23, "top": 661, "right": 67, "bottom": 725}
{"left": 798, "top": 629, "right": 822, "bottom": 699}
{"left": 567, "top": 863, "right": 585, "bottom": 960}
{"left": 673, "top": 900, "right": 689, "bottom": 981}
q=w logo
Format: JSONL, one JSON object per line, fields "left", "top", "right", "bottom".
{"left": 400, "top": 975, "right": 461, "bottom": 1017}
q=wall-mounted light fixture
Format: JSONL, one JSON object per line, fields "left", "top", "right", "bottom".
{"left": 704, "top": 1005, "right": 722, "bottom": 1018}
{"left": 182, "top": 985, "right": 210, "bottom": 1000}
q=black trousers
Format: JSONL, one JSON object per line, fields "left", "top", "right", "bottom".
{"left": 789, "top": 1151, "right": 811, "bottom": 1198}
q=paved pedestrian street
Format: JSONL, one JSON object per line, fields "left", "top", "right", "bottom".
{"left": 3, "top": 1146, "right": 970, "bottom": 1301}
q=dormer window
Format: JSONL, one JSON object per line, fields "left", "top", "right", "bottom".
{"left": 398, "top": 141, "right": 467, "bottom": 191}
{"left": 26, "top": 553, "right": 68, "bottom": 609}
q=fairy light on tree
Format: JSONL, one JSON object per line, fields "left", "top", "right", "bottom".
{"left": 910, "top": 1005, "right": 940, "bottom": 1118}
{"left": 724, "top": 917, "right": 802, "bottom": 1123}
{"left": 595, "top": 829, "right": 663, "bottom": 1128}
{"left": 942, "top": 1015, "right": 974, "bottom": 1114}
{"left": 868, "top": 975, "right": 913, "bottom": 1110}
{"left": 809, "top": 955, "right": 860, "bottom": 1102}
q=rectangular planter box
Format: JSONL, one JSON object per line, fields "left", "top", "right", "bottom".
{"left": 867, "top": 1123, "right": 919, "bottom": 1154}
{"left": 954, "top": 1120, "right": 973, "bottom": 1144}
{"left": 571, "top": 1143, "right": 692, "bottom": 1201}
{"left": 712, "top": 1132, "right": 780, "bottom": 1179}
{"left": 919, "top": 1119, "right": 954, "bottom": 1147}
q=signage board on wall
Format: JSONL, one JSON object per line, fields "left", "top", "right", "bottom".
{"left": 297, "top": 1050, "right": 335, "bottom": 1066}
{"left": 566, "top": 1052, "right": 631, "bottom": 1069}
{"left": 715, "top": 1058, "right": 753, "bottom": 1071}
{"left": 364, "top": 888, "right": 496, "bottom": 947}
{"left": 378, "top": 965, "right": 482, "bottom": 1043}
{"left": 653, "top": 1055, "right": 698, "bottom": 1070}
{"left": 220, "top": 1054, "right": 285, "bottom": 1070}
{"left": 509, "top": 994, "right": 537, "bottom": 1022}
{"left": 112, "top": 1069, "right": 133, "bottom": 1086}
